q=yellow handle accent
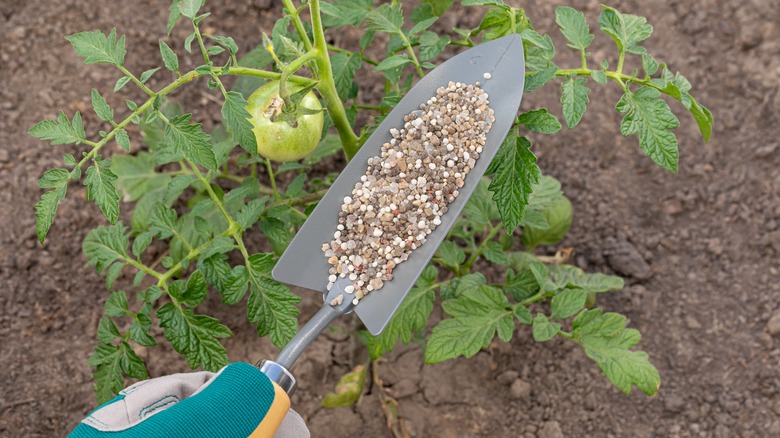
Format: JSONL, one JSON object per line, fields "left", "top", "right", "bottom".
{"left": 247, "top": 382, "right": 290, "bottom": 438}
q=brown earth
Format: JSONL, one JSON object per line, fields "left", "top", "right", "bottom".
{"left": 1, "top": 0, "right": 779, "bottom": 437}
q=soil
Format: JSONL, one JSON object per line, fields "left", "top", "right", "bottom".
{"left": 1, "top": 0, "right": 779, "bottom": 437}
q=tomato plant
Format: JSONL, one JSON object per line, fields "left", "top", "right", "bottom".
{"left": 29, "top": 0, "right": 712, "bottom": 406}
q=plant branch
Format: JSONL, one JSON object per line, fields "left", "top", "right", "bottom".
{"left": 281, "top": 0, "right": 313, "bottom": 52}
{"left": 308, "top": 0, "right": 360, "bottom": 159}
{"left": 327, "top": 44, "right": 380, "bottom": 66}
{"left": 125, "top": 257, "right": 164, "bottom": 282}
{"left": 462, "top": 223, "right": 503, "bottom": 272}
{"left": 265, "top": 157, "right": 280, "bottom": 202}
{"left": 555, "top": 68, "right": 668, "bottom": 94}
{"left": 398, "top": 33, "right": 425, "bottom": 78}
{"left": 193, "top": 22, "right": 211, "bottom": 65}
{"left": 117, "top": 65, "right": 154, "bottom": 96}
{"left": 520, "top": 291, "right": 548, "bottom": 306}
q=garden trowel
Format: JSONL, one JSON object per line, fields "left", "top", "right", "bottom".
{"left": 259, "top": 34, "right": 525, "bottom": 400}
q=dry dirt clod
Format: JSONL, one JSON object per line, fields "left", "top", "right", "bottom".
{"left": 766, "top": 310, "right": 780, "bottom": 336}
{"left": 322, "top": 82, "right": 495, "bottom": 302}
{"left": 510, "top": 379, "right": 532, "bottom": 400}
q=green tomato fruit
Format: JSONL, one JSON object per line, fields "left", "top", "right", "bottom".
{"left": 245, "top": 80, "right": 324, "bottom": 162}
{"left": 521, "top": 195, "right": 573, "bottom": 249}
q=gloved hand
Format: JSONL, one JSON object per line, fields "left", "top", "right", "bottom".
{"left": 69, "top": 362, "right": 309, "bottom": 438}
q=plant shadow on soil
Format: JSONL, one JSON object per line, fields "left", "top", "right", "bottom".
{"left": 1, "top": 0, "right": 779, "bottom": 437}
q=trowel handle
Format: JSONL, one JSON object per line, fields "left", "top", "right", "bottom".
{"left": 248, "top": 360, "right": 296, "bottom": 437}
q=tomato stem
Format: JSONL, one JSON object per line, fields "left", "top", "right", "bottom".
{"left": 281, "top": 0, "right": 313, "bottom": 52}
{"left": 265, "top": 157, "right": 281, "bottom": 202}
{"left": 308, "top": 0, "right": 360, "bottom": 160}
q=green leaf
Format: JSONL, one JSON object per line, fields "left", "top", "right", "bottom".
{"left": 517, "top": 109, "right": 562, "bottom": 134}
{"left": 83, "top": 223, "right": 129, "bottom": 274}
{"left": 409, "top": 16, "right": 438, "bottom": 36}
{"left": 682, "top": 93, "right": 713, "bottom": 142}
{"left": 184, "top": 32, "right": 197, "bottom": 54}
{"left": 322, "top": 364, "right": 367, "bottom": 408}
{"left": 425, "top": 286, "right": 514, "bottom": 363}
{"left": 115, "top": 129, "right": 131, "bottom": 152}
{"left": 246, "top": 254, "right": 301, "bottom": 348}
{"left": 487, "top": 133, "right": 541, "bottom": 232}
{"left": 123, "top": 342, "right": 149, "bottom": 378}
{"left": 505, "top": 268, "right": 539, "bottom": 301}
{"left": 148, "top": 203, "right": 182, "bottom": 241}
{"left": 524, "top": 65, "right": 558, "bottom": 92}
{"left": 528, "top": 261, "right": 549, "bottom": 291}
{"left": 572, "top": 309, "right": 660, "bottom": 395}
{"left": 111, "top": 152, "right": 169, "bottom": 202}
{"left": 90, "top": 344, "right": 123, "bottom": 403}
{"left": 164, "top": 114, "right": 217, "bottom": 169}
{"left": 35, "top": 169, "right": 70, "bottom": 244}
{"left": 167, "top": 0, "right": 183, "bottom": 35}
{"left": 616, "top": 86, "right": 680, "bottom": 172}
{"left": 551, "top": 287, "right": 588, "bottom": 319}
{"left": 373, "top": 55, "right": 411, "bottom": 72}
{"left": 366, "top": 266, "right": 437, "bottom": 360}
{"left": 90, "top": 342, "right": 148, "bottom": 403}
{"left": 547, "top": 264, "right": 624, "bottom": 293}
{"left": 97, "top": 317, "right": 120, "bottom": 344}
{"left": 84, "top": 156, "right": 120, "bottom": 224}
{"left": 207, "top": 46, "right": 225, "bottom": 56}
{"left": 560, "top": 77, "right": 591, "bottom": 129}
{"left": 28, "top": 111, "right": 87, "bottom": 145}
{"left": 320, "top": 0, "right": 372, "bottom": 28}
{"left": 591, "top": 68, "right": 607, "bottom": 85}
{"left": 521, "top": 30, "right": 555, "bottom": 64}
{"left": 477, "top": 8, "right": 512, "bottom": 41}
{"left": 139, "top": 67, "right": 160, "bottom": 84}
{"left": 642, "top": 52, "right": 659, "bottom": 76}
{"left": 532, "top": 313, "right": 560, "bottom": 342}
{"left": 330, "top": 52, "right": 362, "bottom": 101}
{"left": 164, "top": 174, "right": 197, "bottom": 204}
{"left": 436, "top": 240, "right": 466, "bottom": 268}
{"left": 258, "top": 217, "right": 294, "bottom": 256}
{"left": 157, "top": 302, "right": 231, "bottom": 371}
{"left": 440, "top": 272, "right": 486, "bottom": 301}
{"left": 366, "top": 3, "right": 404, "bottom": 34}
{"left": 197, "top": 236, "right": 235, "bottom": 262}
{"left": 555, "top": 6, "right": 594, "bottom": 54}
{"left": 169, "top": 270, "right": 209, "bottom": 308}
{"left": 417, "top": 32, "right": 450, "bottom": 62}
{"left": 598, "top": 6, "right": 653, "bottom": 54}
{"left": 482, "top": 241, "right": 510, "bottom": 266}
{"left": 65, "top": 28, "right": 126, "bottom": 66}
{"left": 132, "top": 231, "right": 155, "bottom": 259}
{"left": 206, "top": 35, "right": 239, "bottom": 55}
{"left": 462, "top": 178, "right": 500, "bottom": 228}
{"left": 159, "top": 40, "right": 180, "bottom": 73}
{"left": 199, "top": 254, "right": 249, "bottom": 304}
{"left": 114, "top": 76, "right": 131, "bottom": 92}
{"left": 521, "top": 195, "right": 572, "bottom": 248}
{"left": 463, "top": 0, "right": 506, "bottom": 7}
{"left": 221, "top": 91, "right": 257, "bottom": 154}
{"left": 179, "top": 0, "right": 204, "bottom": 19}
{"left": 104, "top": 290, "right": 129, "bottom": 317}
{"left": 513, "top": 305, "right": 532, "bottom": 324}
{"left": 91, "top": 89, "right": 114, "bottom": 122}
{"left": 421, "top": 0, "right": 454, "bottom": 16}
{"left": 129, "top": 314, "right": 157, "bottom": 347}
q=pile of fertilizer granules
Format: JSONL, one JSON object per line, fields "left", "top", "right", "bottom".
{"left": 321, "top": 81, "right": 495, "bottom": 306}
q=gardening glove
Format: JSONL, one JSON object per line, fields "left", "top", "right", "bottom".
{"left": 69, "top": 362, "right": 309, "bottom": 438}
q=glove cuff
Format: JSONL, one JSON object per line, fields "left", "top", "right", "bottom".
{"left": 70, "top": 362, "right": 278, "bottom": 438}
